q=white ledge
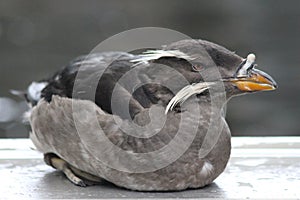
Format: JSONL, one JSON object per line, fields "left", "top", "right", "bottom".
{"left": 1, "top": 137, "right": 300, "bottom": 159}
{"left": 0, "top": 137, "right": 300, "bottom": 199}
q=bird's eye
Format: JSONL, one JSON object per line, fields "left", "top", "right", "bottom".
{"left": 192, "top": 65, "right": 204, "bottom": 71}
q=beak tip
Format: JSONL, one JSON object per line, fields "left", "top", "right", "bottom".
{"left": 273, "top": 81, "right": 278, "bottom": 89}
{"left": 269, "top": 77, "right": 278, "bottom": 90}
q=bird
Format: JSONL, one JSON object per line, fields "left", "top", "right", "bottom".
{"left": 23, "top": 39, "right": 277, "bottom": 191}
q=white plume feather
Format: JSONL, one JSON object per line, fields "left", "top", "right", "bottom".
{"left": 165, "top": 82, "right": 214, "bottom": 114}
{"left": 131, "top": 50, "right": 196, "bottom": 65}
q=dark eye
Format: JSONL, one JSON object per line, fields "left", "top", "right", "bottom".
{"left": 192, "top": 65, "right": 204, "bottom": 71}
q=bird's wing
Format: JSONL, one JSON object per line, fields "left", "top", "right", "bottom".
{"left": 30, "top": 95, "right": 120, "bottom": 176}
{"left": 30, "top": 95, "right": 190, "bottom": 175}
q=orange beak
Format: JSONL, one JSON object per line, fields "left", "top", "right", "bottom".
{"left": 231, "top": 69, "right": 277, "bottom": 92}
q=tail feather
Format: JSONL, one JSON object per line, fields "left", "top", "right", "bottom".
{"left": 27, "top": 82, "right": 48, "bottom": 106}
{"left": 11, "top": 82, "right": 48, "bottom": 107}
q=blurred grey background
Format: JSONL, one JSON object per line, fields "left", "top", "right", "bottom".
{"left": 0, "top": 0, "right": 299, "bottom": 138}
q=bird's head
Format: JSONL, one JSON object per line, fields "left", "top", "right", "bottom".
{"left": 196, "top": 40, "right": 277, "bottom": 96}
{"left": 132, "top": 39, "right": 277, "bottom": 113}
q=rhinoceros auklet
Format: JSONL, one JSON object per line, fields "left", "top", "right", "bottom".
{"left": 24, "top": 39, "right": 277, "bottom": 191}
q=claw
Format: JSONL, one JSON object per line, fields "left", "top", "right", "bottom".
{"left": 44, "top": 153, "right": 88, "bottom": 187}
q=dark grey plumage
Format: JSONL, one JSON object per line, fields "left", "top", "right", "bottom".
{"left": 27, "top": 39, "right": 277, "bottom": 191}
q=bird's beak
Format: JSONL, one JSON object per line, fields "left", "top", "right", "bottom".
{"left": 230, "top": 68, "right": 277, "bottom": 92}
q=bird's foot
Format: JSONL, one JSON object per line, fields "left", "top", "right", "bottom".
{"left": 44, "top": 153, "right": 100, "bottom": 187}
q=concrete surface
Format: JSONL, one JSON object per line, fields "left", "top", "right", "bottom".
{"left": 0, "top": 138, "right": 300, "bottom": 199}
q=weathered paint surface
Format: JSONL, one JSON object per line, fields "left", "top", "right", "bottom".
{"left": 0, "top": 138, "right": 300, "bottom": 199}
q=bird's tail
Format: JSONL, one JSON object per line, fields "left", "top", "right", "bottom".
{"left": 11, "top": 81, "right": 48, "bottom": 107}
{"left": 9, "top": 81, "right": 48, "bottom": 122}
